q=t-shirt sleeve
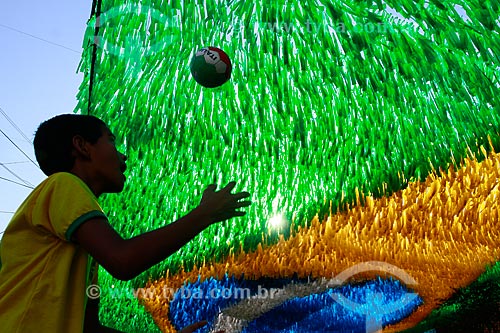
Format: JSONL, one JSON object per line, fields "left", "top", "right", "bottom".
{"left": 31, "top": 173, "right": 106, "bottom": 242}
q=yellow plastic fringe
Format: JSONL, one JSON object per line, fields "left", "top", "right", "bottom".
{"left": 140, "top": 147, "right": 500, "bottom": 332}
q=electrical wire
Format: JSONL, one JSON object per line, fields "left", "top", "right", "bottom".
{"left": 0, "top": 163, "right": 34, "bottom": 188}
{"left": 0, "top": 106, "right": 33, "bottom": 145}
{"left": 0, "top": 176, "right": 34, "bottom": 189}
{"left": 0, "top": 23, "right": 81, "bottom": 54}
{"left": 0, "top": 161, "right": 30, "bottom": 165}
{"left": 0, "top": 128, "right": 39, "bottom": 168}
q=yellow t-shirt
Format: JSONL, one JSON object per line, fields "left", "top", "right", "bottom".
{"left": 0, "top": 172, "right": 105, "bottom": 333}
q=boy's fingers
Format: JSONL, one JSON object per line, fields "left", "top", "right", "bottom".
{"left": 234, "top": 192, "right": 251, "bottom": 200}
{"left": 234, "top": 200, "right": 252, "bottom": 208}
{"left": 221, "top": 181, "right": 237, "bottom": 192}
{"left": 205, "top": 184, "right": 217, "bottom": 192}
{"left": 232, "top": 211, "right": 246, "bottom": 217}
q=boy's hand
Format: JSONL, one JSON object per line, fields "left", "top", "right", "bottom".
{"left": 74, "top": 182, "right": 250, "bottom": 281}
{"left": 198, "top": 181, "right": 251, "bottom": 224}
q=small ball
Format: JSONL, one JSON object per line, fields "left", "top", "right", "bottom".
{"left": 190, "top": 46, "right": 232, "bottom": 88}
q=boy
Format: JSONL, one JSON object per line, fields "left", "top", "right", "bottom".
{"left": 0, "top": 114, "right": 250, "bottom": 332}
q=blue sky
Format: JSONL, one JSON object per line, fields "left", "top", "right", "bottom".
{"left": 0, "top": 1, "right": 91, "bottom": 233}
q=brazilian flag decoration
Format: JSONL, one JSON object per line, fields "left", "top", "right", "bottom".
{"left": 77, "top": 0, "right": 500, "bottom": 332}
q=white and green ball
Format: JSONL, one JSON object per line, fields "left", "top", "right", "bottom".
{"left": 190, "top": 46, "right": 232, "bottom": 88}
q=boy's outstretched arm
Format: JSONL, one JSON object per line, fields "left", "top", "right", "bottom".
{"left": 73, "top": 182, "right": 251, "bottom": 281}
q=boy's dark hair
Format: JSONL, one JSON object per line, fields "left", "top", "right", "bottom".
{"left": 34, "top": 114, "right": 107, "bottom": 176}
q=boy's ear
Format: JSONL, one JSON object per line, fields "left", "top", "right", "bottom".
{"left": 72, "top": 135, "right": 91, "bottom": 159}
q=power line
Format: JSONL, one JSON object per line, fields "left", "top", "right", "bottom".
{"left": 0, "top": 161, "right": 30, "bottom": 165}
{"left": 0, "top": 106, "right": 33, "bottom": 145}
{"left": 0, "top": 23, "right": 81, "bottom": 54}
{"left": 0, "top": 110, "right": 41, "bottom": 189}
{"left": 0, "top": 127, "right": 39, "bottom": 168}
{"left": 0, "top": 211, "right": 15, "bottom": 214}
{"left": 0, "top": 176, "right": 34, "bottom": 189}
{"left": 0, "top": 163, "right": 34, "bottom": 188}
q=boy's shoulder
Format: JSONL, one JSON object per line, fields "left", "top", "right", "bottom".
{"left": 44, "top": 172, "right": 86, "bottom": 185}
{"left": 30, "top": 172, "right": 96, "bottom": 202}
{"left": 48, "top": 171, "right": 78, "bottom": 179}
{"left": 6, "top": 172, "right": 101, "bottom": 241}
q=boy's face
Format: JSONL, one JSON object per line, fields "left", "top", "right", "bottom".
{"left": 89, "top": 126, "right": 127, "bottom": 194}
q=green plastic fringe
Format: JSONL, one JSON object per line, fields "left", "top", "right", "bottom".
{"left": 75, "top": 0, "right": 500, "bottom": 331}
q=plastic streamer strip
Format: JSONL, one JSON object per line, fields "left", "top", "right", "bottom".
{"left": 87, "top": 0, "right": 103, "bottom": 115}
{"left": 140, "top": 148, "right": 500, "bottom": 332}
{"left": 74, "top": 0, "right": 500, "bottom": 331}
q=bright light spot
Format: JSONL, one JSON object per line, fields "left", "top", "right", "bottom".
{"left": 269, "top": 213, "right": 286, "bottom": 229}
{"left": 454, "top": 4, "right": 471, "bottom": 23}
{"left": 384, "top": 4, "right": 424, "bottom": 35}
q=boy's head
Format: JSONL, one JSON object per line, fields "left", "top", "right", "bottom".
{"left": 34, "top": 114, "right": 127, "bottom": 195}
{"left": 34, "top": 114, "right": 106, "bottom": 176}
